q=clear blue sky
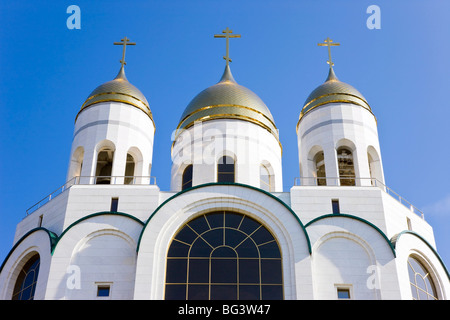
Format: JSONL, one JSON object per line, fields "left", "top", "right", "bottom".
{"left": 1, "top": 1, "right": 449, "bottom": 273}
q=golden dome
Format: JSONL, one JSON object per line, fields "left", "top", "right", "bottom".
{"left": 77, "top": 66, "right": 153, "bottom": 123}
{"left": 297, "top": 67, "right": 372, "bottom": 128}
{"left": 176, "top": 65, "right": 278, "bottom": 140}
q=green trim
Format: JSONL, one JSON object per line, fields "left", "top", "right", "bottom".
{"left": 136, "top": 182, "right": 312, "bottom": 254}
{"left": 51, "top": 211, "right": 145, "bottom": 255}
{"left": 391, "top": 230, "right": 450, "bottom": 280}
{"left": 305, "top": 213, "right": 396, "bottom": 258}
{"left": 0, "top": 227, "right": 58, "bottom": 274}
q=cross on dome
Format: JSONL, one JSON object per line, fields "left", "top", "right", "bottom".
{"left": 318, "top": 37, "right": 340, "bottom": 68}
{"left": 113, "top": 36, "right": 136, "bottom": 67}
{"left": 214, "top": 27, "right": 241, "bottom": 66}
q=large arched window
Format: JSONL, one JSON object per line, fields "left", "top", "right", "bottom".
{"left": 408, "top": 256, "right": 438, "bottom": 300}
{"left": 12, "top": 253, "right": 40, "bottom": 300}
{"left": 95, "top": 147, "right": 114, "bottom": 184}
{"left": 217, "top": 156, "right": 235, "bottom": 183}
{"left": 165, "top": 211, "right": 283, "bottom": 300}
{"left": 337, "top": 147, "right": 355, "bottom": 186}
{"left": 182, "top": 165, "right": 193, "bottom": 190}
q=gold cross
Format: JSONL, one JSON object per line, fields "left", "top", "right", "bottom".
{"left": 214, "top": 27, "right": 241, "bottom": 66}
{"left": 318, "top": 37, "right": 340, "bottom": 67}
{"left": 113, "top": 36, "right": 136, "bottom": 67}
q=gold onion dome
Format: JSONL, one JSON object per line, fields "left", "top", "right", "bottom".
{"left": 77, "top": 66, "right": 153, "bottom": 123}
{"left": 298, "top": 67, "right": 372, "bottom": 126}
{"left": 177, "top": 65, "right": 278, "bottom": 139}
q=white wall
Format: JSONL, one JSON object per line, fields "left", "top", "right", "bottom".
{"left": 171, "top": 119, "right": 283, "bottom": 192}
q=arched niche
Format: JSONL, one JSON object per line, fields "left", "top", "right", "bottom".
{"left": 94, "top": 140, "right": 116, "bottom": 185}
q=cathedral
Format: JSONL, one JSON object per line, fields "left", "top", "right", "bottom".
{"left": 0, "top": 31, "right": 448, "bottom": 300}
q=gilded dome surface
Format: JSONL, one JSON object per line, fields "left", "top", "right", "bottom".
{"left": 298, "top": 67, "right": 372, "bottom": 126}
{"left": 177, "top": 65, "right": 278, "bottom": 138}
{"left": 78, "top": 66, "right": 153, "bottom": 122}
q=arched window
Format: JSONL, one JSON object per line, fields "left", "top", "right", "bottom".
{"left": 182, "top": 165, "right": 193, "bottom": 190}
{"left": 408, "top": 256, "right": 438, "bottom": 300}
{"left": 367, "top": 146, "right": 383, "bottom": 185}
{"left": 217, "top": 156, "right": 235, "bottom": 183}
{"left": 124, "top": 153, "right": 136, "bottom": 184}
{"left": 337, "top": 147, "right": 355, "bottom": 186}
{"left": 260, "top": 164, "right": 272, "bottom": 191}
{"left": 95, "top": 148, "right": 114, "bottom": 184}
{"left": 12, "top": 253, "right": 40, "bottom": 300}
{"left": 314, "top": 151, "right": 326, "bottom": 186}
{"left": 68, "top": 146, "right": 84, "bottom": 181}
{"left": 165, "top": 211, "right": 283, "bottom": 300}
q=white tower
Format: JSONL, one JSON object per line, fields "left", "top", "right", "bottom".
{"left": 67, "top": 37, "right": 155, "bottom": 186}
{"left": 171, "top": 28, "right": 282, "bottom": 192}
{"left": 296, "top": 38, "right": 384, "bottom": 187}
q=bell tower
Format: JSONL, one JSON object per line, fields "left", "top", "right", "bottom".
{"left": 67, "top": 37, "right": 155, "bottom": 185}
{"left": 296, "top": 38, "right": 384, "bottom": 187}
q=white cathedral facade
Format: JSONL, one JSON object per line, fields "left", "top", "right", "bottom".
{"left": 0, "top": 33, "right": 449, "bottom": 300}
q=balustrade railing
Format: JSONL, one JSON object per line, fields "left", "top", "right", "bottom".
{"left": 293, "top": 177, "right": 424, "bottom": 219}
{"left": 25, "top": 175, "right": 423, "bottom": 220}
{"left": 25, "top": 176, "right": 156, "bottom": 215}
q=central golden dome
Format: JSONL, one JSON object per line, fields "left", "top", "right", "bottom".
{"left": 177, "top": 65, "right": 278, "bottom": 139}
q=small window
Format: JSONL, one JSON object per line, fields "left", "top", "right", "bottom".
{"left": 218, "top": 156, "right": 235, "bottom": 183}
{"left": 332, "top": 199, "right": 340, "bottom": 214}
{"left": 260, "top": 164, "right": 272, "bottom": 191}
{"left": 337, "top": 288, "right": 351, "bottom": 299}
{"left": 182, "top": 165, "right": 193, "bottom": 190}
{"left": 406, "top": 217, "right": 412, "bottom": 231}
{"left": 97, "top": 285, "right": 110, "bottom": 297}
{"left": 110, "top": 197, "right": 119, "bottom": 212}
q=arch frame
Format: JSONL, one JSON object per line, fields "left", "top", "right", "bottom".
{"left": 305, "top": 213, "right": 400, "bottom": 299}
{"left": 45, "top": 212, "right": 144, "bottom": 300}
{"left": 0, "top": 228, "right": 55, "bottom": 300}
{"left": 135, "top": 182, "right": 312, "bottom": 300}
{"left": 391, "top": 230, "right": 450, "bottom": 300}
